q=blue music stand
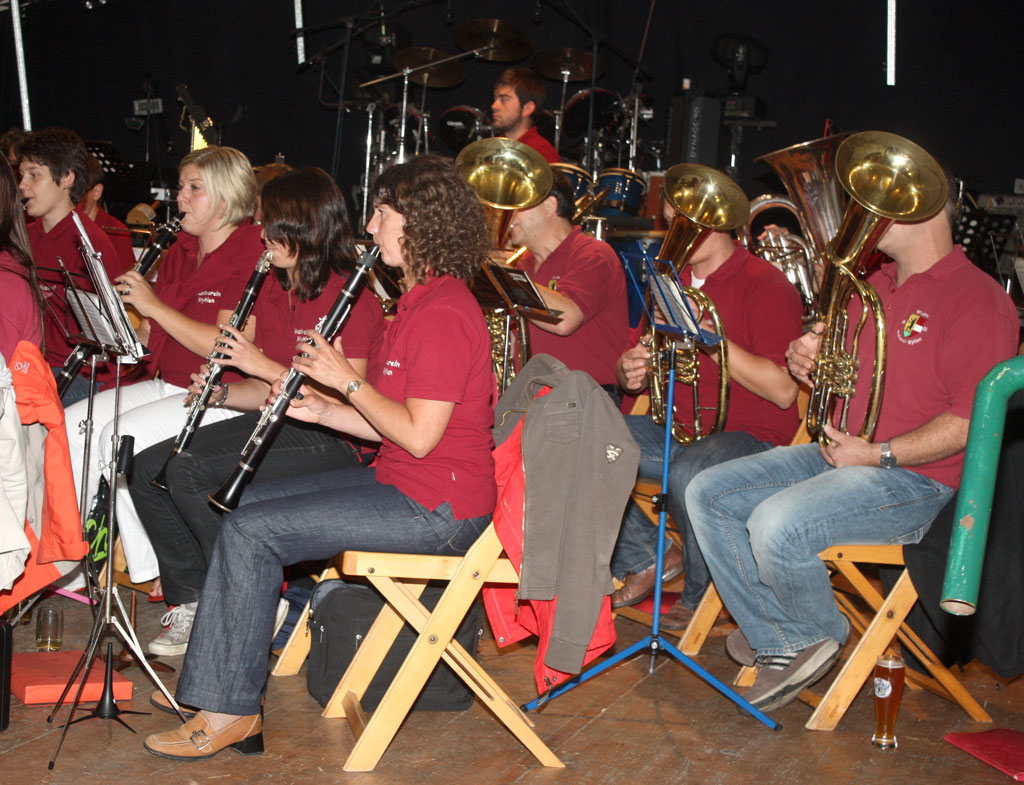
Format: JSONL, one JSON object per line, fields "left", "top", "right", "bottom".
{"left": 521, "top": 249, "right": 780, "bottom": 731}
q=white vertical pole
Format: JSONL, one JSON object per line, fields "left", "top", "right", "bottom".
{"left": 886, "top": 0, "right": 897, "bottom": 86}
{"left": 10, "top": 0, "right": 32, "bottom": 129}
{"left": 293, "top": 0, "right": 306, "bottom": 65}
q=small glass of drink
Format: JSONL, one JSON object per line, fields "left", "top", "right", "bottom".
{"left": 35, "top": 605, "right": 63, "bottom": 652}
{"left": 871, "top": 652, "right": 905, "bottom": 749}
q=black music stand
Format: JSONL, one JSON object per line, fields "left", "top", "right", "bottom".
{"left": 44, "top": 216, "right": 187, "bottom": 769}
{"left": 520, "top": 248, "right": 780, "bottom": 731}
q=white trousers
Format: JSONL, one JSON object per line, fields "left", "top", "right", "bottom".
{"left": 64, "top": 378, "right": 242, "bottom": 582}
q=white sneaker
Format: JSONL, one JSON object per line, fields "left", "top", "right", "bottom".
{"left": 149, "top": 602, "right": 198, "bottom": 656}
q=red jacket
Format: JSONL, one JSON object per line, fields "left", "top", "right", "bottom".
{"left": 0, "top": 341, "right": 85, "bottom": 612}
{"left": 483, "top": 397, "right": 617, "bottom": 693}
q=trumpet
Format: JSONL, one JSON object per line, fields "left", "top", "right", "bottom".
{"left": 645, "top": 163, "right": 748, "bottom": 444}
{"left": 209, "top": 246, "right": 379, "bottom": 512}
{"left": 150, "top": 249, "right": 274, "bottom": 490}
{"left": 55, "top": 213, "right": 183, "bottom": 396}
{"left": 806, "top": 131, "right": 947, "bottom": 443}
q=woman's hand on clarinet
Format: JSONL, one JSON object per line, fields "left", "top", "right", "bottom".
{"left": 266, "top": 372, "right": 330, "bottom": 425}
{"left": 209, "top": 324, "right": 268, "bottom": 378}
{"left": 291, "top": 329, "right": 357, "bottom": 393}
{"left": 115, "top": 270, "right": 159, "bottom": 316}
{"left": 786, "top": 321, "right": 824, "bottom": 385}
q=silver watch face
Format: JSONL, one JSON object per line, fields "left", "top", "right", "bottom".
{"left": 347, "top": 379, "right": 361, "bottom": 393}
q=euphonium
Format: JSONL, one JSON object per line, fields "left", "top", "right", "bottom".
{"left": 806, "top": 131, "right": 947, "bottom": 443}
{"left": 740, "top": 133, "right": 853, "bottom": 322}
{"left": 456, "top": 137, "right": 552, "bottom": 391}
{"left": 647, "top": 163, "right": 749, "bottom": 444}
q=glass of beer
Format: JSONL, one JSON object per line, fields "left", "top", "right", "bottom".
{"left": 871, "top": 652, "right": 905, "bottom": 749}
{"left": 35, "top": 605, "right": 63, "bottom": 652}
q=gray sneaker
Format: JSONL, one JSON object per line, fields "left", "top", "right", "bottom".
{"left": 726, "top": 628, "right": 757, "bottom": 667}
{"left": 149, "top": 602, "right": 198, "bottom": 656}
{"left": 742, "top": 637, "right": 843, "bottom": 712}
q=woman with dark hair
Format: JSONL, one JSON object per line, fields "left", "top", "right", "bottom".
{"left": 0, "top": 160, "right": 43, "bottom": 359}
{"left": 144, "top": 155, "right": 496, "bottom": 760}
{"left": 128, "top": 167, "right": 384, "bottom": 655}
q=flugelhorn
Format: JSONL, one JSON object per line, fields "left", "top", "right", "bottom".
{"left": 806, "top": 131, "right": 947, "bottom": 443}
{"left": 646, "top": 164, "right": 749, "bottom": 444}
{"left": 150, "top": 249, "right": 274, "bottom": 490}
{"left": 56, "top": 213, "right": 183, "bottom": 396}
{"left": 209, "top": 246, "right": 379, "bottom": 512}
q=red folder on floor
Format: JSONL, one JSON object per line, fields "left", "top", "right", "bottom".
{"left": 945, "top": 728, "right": 1024, "bottom": 781}
{"left": 11, "top": 650, "right": 133, "bottom": 705}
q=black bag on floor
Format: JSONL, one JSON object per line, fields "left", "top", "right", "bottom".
{"left": 306, "top": 579, "right": 483, "bottom": 712}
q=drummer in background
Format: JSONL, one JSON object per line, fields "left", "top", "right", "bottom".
{"left": 507, "top": 173, "right": 628, "bottom": 398}
{"left": 491, "top": 68, "right": 561, "bottom": 164}
{"left": 78, "top": 155, "right": 136, "bottom": 273}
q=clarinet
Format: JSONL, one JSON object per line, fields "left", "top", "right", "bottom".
{"left": 150, "top": 249, "right": 274, "bottom": 490}
{"left": 209, "top": 246, "right": 379, "bottom": 512}
{"left": 55, "top": 214, "right": 184, "bottom": 397}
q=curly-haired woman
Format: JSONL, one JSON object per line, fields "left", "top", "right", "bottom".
{"left": 144, "top": 155, "right": 497, "bottom": 760}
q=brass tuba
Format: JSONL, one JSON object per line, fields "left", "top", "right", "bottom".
{"left": 456, "top": 137, "right": 553, "bottom": 391}
{"left": 806, "top": 131, "right": 947, "bottom": 443}
{"left": 646, "top": 163, "right": 749, "bottom": 444}
{"left": 741, "top": 133, "right": 853, "bottom": 322}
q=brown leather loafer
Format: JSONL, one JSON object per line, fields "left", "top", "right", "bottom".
{"left": 149, "top": 689, "right": 198, "bottom": 719}
{"left": 611, "top": 545, "right": 685, "bottom": 609}
{"left": 657, "top": 598, "right": 695, "bottom": 632}
{"left": 144, "top": 712, "right": 263, "bottom": 760}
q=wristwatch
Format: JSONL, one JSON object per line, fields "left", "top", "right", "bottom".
{"left": 879, "top": 442, "right": 897, "bottom": 469}
{"left": 346, "top": 378, "right": 367, "bottom": 396}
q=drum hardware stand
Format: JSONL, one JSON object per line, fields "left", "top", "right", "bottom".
{"left": 359, "top": 101, "right": 378, "bottom": 229}
{"left": 519, "top": 254, "right": 781, "bottom": 732}
{"left": 553, "top": 66, "right": 572, "bottom": 154}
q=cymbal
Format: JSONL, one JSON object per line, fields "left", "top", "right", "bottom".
{"left": 393, "top": 47, "right": 465, "bottom": 88}
{"left": 455, "top": 18, "right": 531, "bottom": 62}
{"left": 532, "top": 47, "right": 605, "bottom": 82}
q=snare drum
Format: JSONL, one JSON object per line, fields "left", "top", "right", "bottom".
{"left": 596, "top": 168, "right": 647, "bottom": 217}
{"left": 550, "top": 162, "right": 593, "bottom": 203}
{"left": 438, "top": 105, "right": 488, "bottom": 154}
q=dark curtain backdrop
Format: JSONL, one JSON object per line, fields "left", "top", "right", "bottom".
{"left": 2, "top": 0, "right": 1022, "bottom": 212}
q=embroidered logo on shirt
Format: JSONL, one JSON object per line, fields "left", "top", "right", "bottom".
{"left": 197, "top": 289, "right": 222, "bottom": 304}
{"left": 898, "top": 310, "right": 929, "bottom": 345}
{"left": 605, "top": 444, "right": 623, "bottom": 463}
{"left": 547, "top": 277, "right": 559, "bottom": 291}
{"left": 382, "top": 358, "right": 401, "bottom": 377}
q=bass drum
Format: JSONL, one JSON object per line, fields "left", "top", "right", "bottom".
{"left": 438, "top": 105, "right": 488, "bottom": 155}
{"left": 562, "top": 88, "right": 622, "bottom": 143}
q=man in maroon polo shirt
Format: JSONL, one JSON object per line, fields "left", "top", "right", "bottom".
{"left": 507, "top": 174, "right": 629, "bottom": 389}
{"left": 491, "top": 68, "right": 560, "bottom": 164}
{"left": 609, "top": 187, "right": 804, "bottom": 627}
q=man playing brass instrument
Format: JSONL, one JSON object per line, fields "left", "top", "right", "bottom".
{"left": 507, "top": 173, "right": 629, "bottom": 392}
{"left": 686, "top": 184, "right": 1018, "bottom": 712}
{"left": 609, "top": 194, "right": 804, "bottom": 628}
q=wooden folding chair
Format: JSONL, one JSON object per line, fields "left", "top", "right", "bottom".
{"left": 272, "top": 523, "right": 563, "bottom": 772}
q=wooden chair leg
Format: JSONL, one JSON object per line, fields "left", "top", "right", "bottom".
{"left": 678, "top": 582, "right": 722, "bottom": 656}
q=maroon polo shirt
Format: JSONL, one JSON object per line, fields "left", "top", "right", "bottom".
{"left": 677, "top": 244, "right": 803, "bottom": 445}
{"left": 30, "top": 208, "right": 121, "bottom": 367}
{"left": 146, "top": 222, "right": 264, "bottom": 388}
{"left": 252, "top": 272, "right": 384, "bottom": 371}
{"left": 519, "top": 226, "right": 630, "bottom": 386}
{"left": 0, "top": 251, "right": 42, "bottom": 359}
{"left": 517, "top": 126, "right": 561, "bottom": 164}
{"left": 372, "top": 275, "right": 497, "bottom": 519}
{"left": 845, "top": 247, "right": 1018, "bottom": 488}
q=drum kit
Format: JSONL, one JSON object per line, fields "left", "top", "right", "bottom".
{"left": 353, "top": 18, "right": 664, "bottom": 231}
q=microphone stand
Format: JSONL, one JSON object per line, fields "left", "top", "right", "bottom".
{"left": 519, "top": 250, "right": 781, "bottom": 732}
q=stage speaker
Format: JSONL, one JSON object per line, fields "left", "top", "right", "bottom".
{"left": 667, "top": 92, "right": 721, "bottom": 167}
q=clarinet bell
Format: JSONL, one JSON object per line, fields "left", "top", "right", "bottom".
{"left": 208, "top": 465, "right": 251, "bottom": 513}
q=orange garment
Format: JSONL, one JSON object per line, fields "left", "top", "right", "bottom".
{"left": 0, "top": 340, "right": 85, "bottom": 612}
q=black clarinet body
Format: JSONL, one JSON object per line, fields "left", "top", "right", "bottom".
{"left": 55, "top": 214, "right": 184, "bottom": 397}
{"left": 209, "top": 246, "right": 379, "bottom": 512}
{"left": 150, "top": 249, "right": 274, "bottom": 490}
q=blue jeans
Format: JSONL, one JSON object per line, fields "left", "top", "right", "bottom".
{"left": 175, "top": 467, "right": 491, "bottom": 715}
{"left": 686, "top": 443, "right": 954, "bottom": 656}
{"left": 610, "top": 415, "right": 772, "bottom": 610}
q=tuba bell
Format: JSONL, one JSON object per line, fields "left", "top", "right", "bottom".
{"left": 806, "top": 131, "right": 947, "bottom": 443}
{"left": 456, "top": 137, "right": 553, "bottom": 392}
{"left": 646, "top": 163, "right": 749, "bottom": 444}
{"left": 741, "top": 133, "right": 853, "bottom": 322}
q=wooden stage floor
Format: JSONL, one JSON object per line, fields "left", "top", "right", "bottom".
{"left": 1, "top": 589, "right": 1020, "bottom": 784}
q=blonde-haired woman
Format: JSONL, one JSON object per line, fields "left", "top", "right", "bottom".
{"left": 65, "top": 145, "right": 264, "bottom": 585}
